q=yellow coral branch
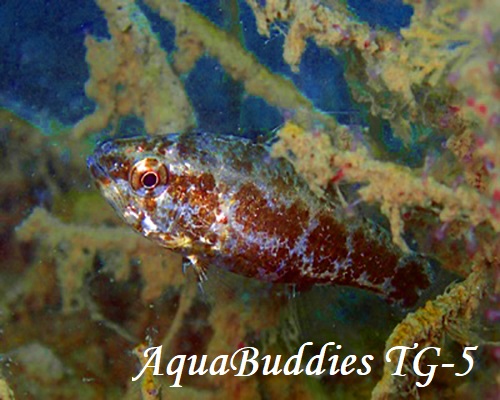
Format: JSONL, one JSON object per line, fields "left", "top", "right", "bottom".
{"left": 15, "top": 208, "right": 183, "bottom": 312}
{"left": 0, "top": 376, "right": 15, "bottom": 400}
{"left": 143, "top": 0, "right": 339, "bottom": 131}
{"left": 272, "top": 122, "right": 499, "bottom": 251}
{"left": 73, "top": 0, "right": 195, "bottom": 138}
{"left": 246, "top": 0, "right": 376, "bottom": 69}
{"left": 371, "top": 266, "right": 488, "bottom": 399}
{"left": 132, "top": 343, "right": 162, "bottom": 400}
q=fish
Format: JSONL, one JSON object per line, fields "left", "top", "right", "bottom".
{"left": 87, "top": 132, "right": 434, "bottom": 308}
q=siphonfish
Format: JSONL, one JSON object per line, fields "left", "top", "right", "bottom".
{"left": 88, "top": 132, "right": 434, "bottom": 308}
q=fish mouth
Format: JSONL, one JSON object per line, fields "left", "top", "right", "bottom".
{"left": 87, "top": 154, "right": 110, "bottom": 185}
{"left": 87, "top": 140, "right": 117, "bottom": 185}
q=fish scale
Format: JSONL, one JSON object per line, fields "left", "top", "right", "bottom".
{"left": 88, "top": 132, "right": 434, "bottom": 308}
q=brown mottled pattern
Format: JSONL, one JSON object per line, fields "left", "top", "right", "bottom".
{"left": 166, "top": 172, "right": 218, "bottom": 240}
{"left": 100, "top": 154, "right": 131, "bottom": 181}
{"left": 349, "top": 228, "right": 400, "bottom": 285}
{"left": 219, "top": 182, "right": 311, "bottom": 279}
{"left": 305, "top": 212, "right": 350, "bottom": 272}
{"left": 232, "top": 183, "right": 307, "bottom": 244}
{"left": 88, "top": 132, "right": 434, "bottom": 308}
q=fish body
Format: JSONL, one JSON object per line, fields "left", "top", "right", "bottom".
{"left": 88, "top": 132, "right": 433, "bottom": 307}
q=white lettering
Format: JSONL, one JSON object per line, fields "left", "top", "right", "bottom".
{"left": 187, "top": 355, "right": 208, "bottom": 375}
{"left": 327, "top": 354, "right": 340, "bottom": 375}
{"left": 386, "top": 343, "right": 418, "bottom": 376}
{"left": 262, "top": 355, "right": 282, "bottom": 375}
{"left": 209, "top": 355, "right": 230, "bottom": 375}
{"left": 305, "top": 342, "right": 336, "bottom": 375}
{"left": 231, "top": 347, "right": 260, "bottom": 377}
{"left": 340, "top": 355, "right": 357, "bottom": 375}
{"left": 357, "top": 355, "right": 374, "bottom": 375}
{"left": 283, "top": 342, "right": 313, "bottom": 375}
{"left": 166, "top": 355, "right": 186, "bottom": 387}
{"left": 131, "top": 345, "right": 163, "bottom": 382}
{"left": 413, "top": 347, "right": 440, "bottom": 388}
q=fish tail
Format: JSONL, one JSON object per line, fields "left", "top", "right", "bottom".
{"left": 386, "top": 253, "right": 436, "bottom": 308}
{"left": 343, "top": 221, "right": 437, "bottom": 309}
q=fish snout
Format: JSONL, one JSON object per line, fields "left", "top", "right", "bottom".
{"left": 87, "top": 139, "right": 118, "bottom": 183}
{"left": 87, "top": 154, "right": 110, "bottom": 185}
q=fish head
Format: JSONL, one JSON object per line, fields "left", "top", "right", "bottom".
{"left": 87, "top": 134, "right": 195, "bottom": 250}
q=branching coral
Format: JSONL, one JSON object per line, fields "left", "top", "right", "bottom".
{"left": 13, "top": 208, "right": 298, "bottom": 399}
{"left": 132, "top": 343, "right": 162, "bottom": 400}
{"left": 246, "top": 0, "right": 497, "bottom": 134}
{"left": 272, "top": 121, "right": 498, "bottom": 254}
{"left": 371, "top": 265, "right": 490, "bottom": 399}
{"left": 442, "top": 0, "right": 500, "bottom": 209}
{"left": 245, "top": 0, "right": 418, "bottom": 120}
{"left": 73, "top": 0, "right": 195, "bottom": 138}
{"left": 16, "top": 207, "right": 183, "bottom": 312}
{"left": 143, "top": 0, "right": 339, "bottom": 131}
{"left": 245, "top": 3, "right": 499, "bottom": 394}
{"left": 246, "top": 0, "right": 377, "bottom": 70}
{"left": 0, "top": 376, "right": 15, "bottom": 400}
{"left": 245, "top": 0, "right": 499, "bottom": 213}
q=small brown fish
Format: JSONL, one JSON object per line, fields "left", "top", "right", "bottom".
{"left": 88, "top": 132, "right": 434, "bottom": 307}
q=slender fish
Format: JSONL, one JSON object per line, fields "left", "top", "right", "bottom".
{"left": 88, "top": 132, "right": 433, "bottom": 307}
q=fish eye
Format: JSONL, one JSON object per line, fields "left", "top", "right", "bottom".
{"left": 129, "top": 158, "right": 168, "bottom": 193}
{"left": 141, "top": 171, "right": 159, "bottom": 189}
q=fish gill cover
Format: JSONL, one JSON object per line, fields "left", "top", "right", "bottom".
{"left": 0, "top": 0, "right": 498, "bottom": 399}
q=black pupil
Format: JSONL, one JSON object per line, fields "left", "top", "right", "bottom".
{"left": 142, "top": 172, "right": 159, "bottom": 188}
